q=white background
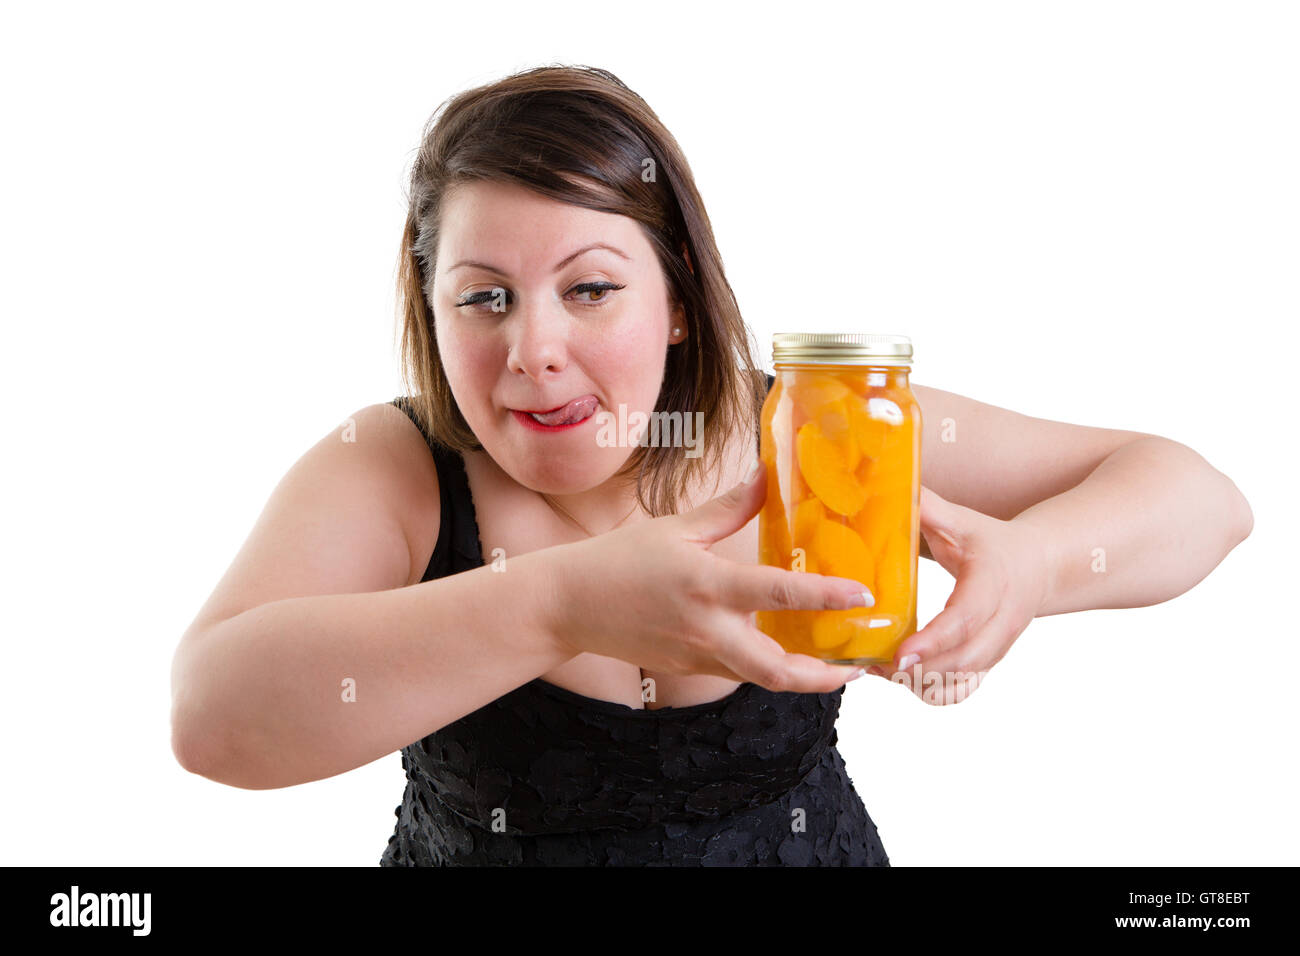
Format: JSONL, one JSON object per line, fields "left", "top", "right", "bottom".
{"left": 2, "top": 0, "right": 1294, "bottom": 866}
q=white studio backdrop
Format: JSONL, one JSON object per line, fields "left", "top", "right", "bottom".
{"left": 1, "top": 0, "right": 1294, "bottom": 866}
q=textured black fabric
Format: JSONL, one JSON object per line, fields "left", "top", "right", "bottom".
{"left": 379, "top": 378, "right": 890, "bottom": 866}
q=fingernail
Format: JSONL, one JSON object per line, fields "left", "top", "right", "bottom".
{"left": 849, "top": 589, "right": 874, "bottom": 607}
{"left": 898, "top": 653, "right": 920, "bottom": 671}
{"left": 845, "top": 668, "right": 866, "bottom": 682}
{"left": 743, "top": 458, "right": 761, "bottom": 484}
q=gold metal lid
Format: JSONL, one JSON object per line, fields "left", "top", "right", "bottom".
{"left": 772, "top": 332, "right": 913, "bottom": 366}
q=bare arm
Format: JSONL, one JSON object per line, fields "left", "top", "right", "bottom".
{"left": 170, "top": 402, "right": 575, "bottom": 790}
{"left": 171, "top": 549, "right": 573, "bottom": 790}
{"left": 1011, "top": 436, "right": 1252, "bottom": 616}
{"left": 908, "top": 382, "right": 1252, "bottom": 609}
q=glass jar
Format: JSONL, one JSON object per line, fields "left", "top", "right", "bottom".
{"left": 756, "top": 333, "right": 921, "bottom": 666}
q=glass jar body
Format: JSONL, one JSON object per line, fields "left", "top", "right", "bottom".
{"left": 756, "top": 362, "right": 921, "bottom": 666}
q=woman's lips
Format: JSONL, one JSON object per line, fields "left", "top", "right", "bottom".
{"left": 511, "top": 394, "right": 599, "bottom": 431}
{"left": 515, "top": 394, "right": 599, "bottom": 425}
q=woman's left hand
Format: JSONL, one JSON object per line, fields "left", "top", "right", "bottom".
{"left": 864, "top": 485, "right": 1052, "bottom": 705}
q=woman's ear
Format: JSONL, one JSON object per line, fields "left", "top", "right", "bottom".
{"left": 669, "top": 299, "right": 687, "bottom": 345}
{"left": 669, "top": 243, "right": 692, "bottom": 345}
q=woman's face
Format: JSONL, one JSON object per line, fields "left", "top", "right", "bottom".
{"left": 432, "top": 179, "right": 685, "bottom": 493}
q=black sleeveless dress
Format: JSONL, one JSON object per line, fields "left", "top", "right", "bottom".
{"left": 379, "top": 377, "right": 891, "bottom": 866}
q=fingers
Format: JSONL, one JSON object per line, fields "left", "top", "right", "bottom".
{"left": 911, "top": 598, "right": 1030, "bottom": 692}
{"left": 867, "top": 659, "right": 986, "bottom": 706}
{"left": 707, "top": 618, "right": 863, "bottom": 695}
{"left": 890, "top": 559, "right": 1000, "bottom": 669}
{"left": 908, "top": 668, "right": 985, "bottom": 706}
{"left": 914, "top": 608, "right": 1017, "bottom": 679}
{"left": 873, "top": 605, "right": 1016, "bottom": 705}
{"left": 725, "top": 562, "right": 872, "bottom": 615}
{"left": 916, "top": 485, "right": 965, "bottom": 553}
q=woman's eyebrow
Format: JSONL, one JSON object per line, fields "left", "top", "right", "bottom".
{"left": 447, "top": 242, "right": 630, "bottom": 276}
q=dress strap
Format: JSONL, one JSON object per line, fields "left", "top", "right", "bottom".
{"left": 389, "top": 397, "right": 484, "bottom": 581}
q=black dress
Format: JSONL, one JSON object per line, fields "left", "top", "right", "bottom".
{"left": 379, "top": 379, "right": 891, "bottom": 866}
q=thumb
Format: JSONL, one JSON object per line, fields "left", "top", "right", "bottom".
{"left": 917, "top": 484, "right": 971, "bottom": 566}
{"left": 680, "top": 456, "right": 766, "bottom": 545}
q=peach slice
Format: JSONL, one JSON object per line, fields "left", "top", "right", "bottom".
{"left": 849, "top": 401, "right": 890, "bottom": 461}
{"left": 850, "top": 493, "right": 899, "bottom": 561}
{"left": 759, "top": 457, "right": 793, "bottom": 570}
{"left": 811, "top": 517, "right": 875, "bottom": 587}
{"left": 796, "top": 420, "right": 868, "bottom": 516}
{"left": 792, "top": 375, "right": 854, "bottom": 421}
{"left": 871, "top": 525, "right": 912, "bottom": 622}
{"left": 816, "top": 400, "right": 858, "bottom": 468}
{"left": 810, "top": 608, "right": 874, "bottom": 650}
{"left": 759, "top": 377, "right": 784, "bottom": 465}
{"left": 835, "top": 618, "right": 901, "bottom": 661}
{"left": 790, "top": 495, "right": 822, "bottom": 573}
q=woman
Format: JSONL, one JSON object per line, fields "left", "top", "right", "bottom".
{"left": 168, "top": 65, "right": 1253, "bottom": 866}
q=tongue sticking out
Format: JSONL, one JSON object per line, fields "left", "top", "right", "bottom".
{"left": 531, "top": 395, "right": 598, "bottom": 426}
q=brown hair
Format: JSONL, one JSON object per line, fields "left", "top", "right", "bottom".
{"left": 394, "top": 63, "right": 766, "bottom": 517}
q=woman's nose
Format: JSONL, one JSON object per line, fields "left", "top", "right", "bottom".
{"left": 505, "top": 293, "right": 568, "bottom": 377}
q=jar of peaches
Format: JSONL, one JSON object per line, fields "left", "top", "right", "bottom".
{"left": 756, "top": 333, "right": 921, "bottom": 666}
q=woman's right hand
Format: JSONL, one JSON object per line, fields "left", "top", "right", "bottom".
{"left": 544, "top": 460, "right": 874, "bottom": 694}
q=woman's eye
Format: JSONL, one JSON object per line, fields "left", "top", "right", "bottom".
{"left": 567, "top": 281, "right": 626, "bottom": 305}
{"left": 455, "top": 288, "right": 511, "bottom": 311}
{"left": 454, "top": 282, "right": 625, "bottom": 311}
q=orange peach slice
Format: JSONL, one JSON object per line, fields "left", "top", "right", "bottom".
{"left": 871, "top": 525, "right": 912, "bottom": 623}
{"left": 796, "top": 420, "right": 868, "bottom": 516}
{"left": 791, "top": 375, "right": 854, "bottom": 420}
{"left": 790, "top": 495, "right": 823, "bottom": 573}
{"left": 835, "top": 618, "right": 902, "bottom": 661}
{"left": 759, "top": 377, "right": 784, "bottom": 465}
{"left": 850, "top": 493, "right": 898, "bottom": 561}
{"left": 810, "top": 608, "right": 874, "bottom": 650}
{"left": 811, "top": 518, "right": 875, "bottom": 587}
{"left": 816, "top": 399, "right": 858, "bottom": 468}
{"left": 849, "top": 401, "right": 890, "bottom": 460}
{"left": 759, "top": 457, "right": 793, "bottom": 570}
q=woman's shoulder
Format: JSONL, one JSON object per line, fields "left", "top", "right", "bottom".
{"left": 367, "top": 399, "right": 444, "bottom": 584}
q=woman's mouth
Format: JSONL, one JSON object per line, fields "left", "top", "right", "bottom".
{"left": 511, "top": 395, "right": 599, "bottom": 431}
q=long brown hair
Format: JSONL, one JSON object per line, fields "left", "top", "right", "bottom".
{"left": 395, "top": 63, "right": 766, "bottom": 517}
